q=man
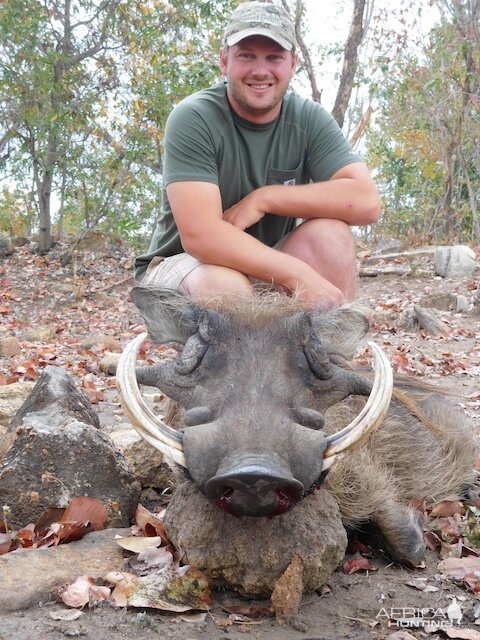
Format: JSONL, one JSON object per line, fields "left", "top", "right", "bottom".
{"left": 135, "top": 1, "right": 381, "bottom": 308}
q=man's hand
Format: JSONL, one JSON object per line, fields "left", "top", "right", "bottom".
{"left": 223, "top": 189, "right": 266, "bottom": 230}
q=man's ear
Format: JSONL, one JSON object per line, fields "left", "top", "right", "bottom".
{"left": 291, "top": 51, "right": 299, "bottom": 78}
{"left": 219, "top": 46, "right": 228, "bottom": 75}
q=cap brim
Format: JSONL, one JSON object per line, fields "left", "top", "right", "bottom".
{"left": 225, "top": 28, "right": 293, "bottom": 51}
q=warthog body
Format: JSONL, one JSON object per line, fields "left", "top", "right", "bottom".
{"left": 122, "top": 286, "right": 477, "bottom": 566}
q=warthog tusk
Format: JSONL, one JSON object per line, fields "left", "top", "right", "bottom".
{"left": 116, "top": 332, "right": 187, "bottom": 467}
{"left": 322, "top": 341, "right": 393, "bottom": 469}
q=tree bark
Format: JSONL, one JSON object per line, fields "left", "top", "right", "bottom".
{"left": 331, "top": 0, "right": 366, "bottom": 128}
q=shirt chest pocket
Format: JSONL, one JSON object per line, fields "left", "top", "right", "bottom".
{"left": 267, "top": 160, "right": 305, "bottom": 186}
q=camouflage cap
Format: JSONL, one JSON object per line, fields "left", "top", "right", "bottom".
{"left": 224, "top": 2, "right": 296, "bottom": 52}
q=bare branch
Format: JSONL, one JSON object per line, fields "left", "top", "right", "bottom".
{"left": 332, "top": 0, "right": 366, "bottom": 128}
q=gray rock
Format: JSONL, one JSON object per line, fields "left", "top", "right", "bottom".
{"left": 413, "top": 305, "right": 449, "bottom": 336}
{"left": 110, "top": 427, "right": 175, "bottom": 488}
{"left": 1, "top": 367, "right": 140, "bottom": 528}
{"left": 0, "top": 236, "right": 14, "bottom": 258}
{"left": 419, "top": 292, "right": 470, "bottom": 313}
{"left": 435, "top": 245, "right": 476, "bottom": 278}
{"left": 0, "top": 382, "right": 35, "bottom": 431}
{"left": 8, "top": 366, "right": 100, "bottom": 433}
{"left": 419, "top": 292, "right": 457, "bottom": 311}
{"left": 0, "top": 528, "right": 129, "bottom": 612}
{"left": 396, "top": 307, "right": 418, "bottom": 331}
{"left": 455, "top": 295, "right": 470, "bottom": 312}
{"left": 164, "top": 482, "right": 347, "bottom": 596}
{"left": 0, "top": 417, "right": 140, "bottom": 529}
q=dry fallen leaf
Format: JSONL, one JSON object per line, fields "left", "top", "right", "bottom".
{"left": 48, "top": 609, "right": 84, "bottom": 621}
{"left": 404, "top": 577, "right": 439, "bottom": 592}
{"left": 0, "top": 533, "right": 15, "bottom": 555}
{"left": 431, "top": 500, "right": 465, "bottom": 517}
{"left": 115, "top": 535, "right": 163, "bottom": 553}
{"left": 61, "top": 496, "right": 107, "bottom": 531}
{"left": 342, "top": 555, "right": 376, "bottom": 575}
{"left": 89, "top": 585, "right": 111, "bottom": 603}
{"left": 60, "top": 575, "right": 95, "bottom": 608}
{"left": 271, "top": 554, "right": 304, "bottom": 624}
{"left": 133, "top": 504, "right": 170, "bottom": 544}
{"left": 439, "top": 556, "right": 480, "bottom": 581}
{"left": 137, "top": 545, "right": 174, "bottom": 568}
{"left": 107, "top": 567, "right": 211, "bottom": 612}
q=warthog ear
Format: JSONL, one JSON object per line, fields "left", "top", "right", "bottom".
{"left": 310, "top": 307, "right": 370, "bottom": 359}
{"left": 130, "top": 285, "right": 200, "bottom": 345}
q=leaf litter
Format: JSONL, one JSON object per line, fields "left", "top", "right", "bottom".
{"left": 1, "top": 241, "right": 480, "bottom": 633}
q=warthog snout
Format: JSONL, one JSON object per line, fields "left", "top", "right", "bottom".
{"left": 205, "top": 461, "right": 304, "bottom": 517}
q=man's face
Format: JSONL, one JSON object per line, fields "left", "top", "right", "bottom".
{"left": 219, "top": 35, "right": 298, "bottom": 124}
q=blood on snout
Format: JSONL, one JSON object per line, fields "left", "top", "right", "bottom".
{"left": 214, "top": 485, "right": 302, "bottom": 518}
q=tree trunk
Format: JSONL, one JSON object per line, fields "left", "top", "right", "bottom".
{"left": 37, "top": 168, "right": 53, "bottom": 253}
{"left": 331, "top": 0, "right": 366, "bottom": 128}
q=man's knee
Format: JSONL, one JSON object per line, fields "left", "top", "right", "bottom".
{"left": 302, "top": 218, "right": 354, "bottom": 247}
{"left": 281, "top": 218, "right": 355, "bottom": 263}
{"left": 180, "top": 264, "right": 252, "bottom": 300}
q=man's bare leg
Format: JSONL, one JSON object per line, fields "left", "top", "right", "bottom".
{"left": 179, "top": 218, "right": 356, "bottom": 306}
{"left": 278, "top": 218, "right": 356, "bottom": 300}
{"left": 180, "top": 264, "right": 252, "bottom": 300}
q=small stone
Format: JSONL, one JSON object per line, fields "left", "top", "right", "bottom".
{"left": 80, "top": 334, "right": 121, "bottom": 352}
{"left": 110, "top": 427, "right": 175, "bottom": 488}
{"left": 0, "top": 237, "right": 14, "bottom": 258}
{"left": 99, "top": 352, "right": 121, "bottom": 375}
{"left": 24, "top": 325, "right": 57, "bottom": 342}
{"left": 0, "top": 381, "right": 35, "bottom": 430}
{"left": 0, "top": 337, "right": 21, "bottom": 357}
{"left": 396, "top": 307, "right": 418, "bottom": 331}
{"left": 455, "top": 295, "right": 470, "bottom": 312}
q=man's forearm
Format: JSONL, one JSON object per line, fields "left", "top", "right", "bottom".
{"left": 257, "top": 178, "right": 380, "bottom": 226}
{"left": 181, "top": 217, "right": 335, "bottom": 298}
{"left": 222, "top": 163, "right": 381, "bottom": 231}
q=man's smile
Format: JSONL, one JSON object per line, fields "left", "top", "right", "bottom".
{"left": 246, "top": 82, "right": 274, "bottom": 91}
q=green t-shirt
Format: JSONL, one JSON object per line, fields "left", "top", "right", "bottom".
{"left": 135, "top": 82, "right": 361, "bottom": 278}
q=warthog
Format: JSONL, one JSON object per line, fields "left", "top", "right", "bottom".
{"left": 117, "top": 286, "right": 477, "bottom": 566}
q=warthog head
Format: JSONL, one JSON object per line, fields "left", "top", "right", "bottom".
{"left": 117, "top": 286, "right": 393, "bottom": 518}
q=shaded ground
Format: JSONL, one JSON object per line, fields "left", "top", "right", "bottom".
{"left": 1, "top": 238, "right": 480, "bottom": 640}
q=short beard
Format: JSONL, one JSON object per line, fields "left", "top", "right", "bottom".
{"left": 227, "top": 85, "right": 284, "bottom": 118}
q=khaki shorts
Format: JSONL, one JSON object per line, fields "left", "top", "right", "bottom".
{"left": 140, "top": 254, "right": 202, "bottom": 290}
{"left": 139, "top": 232, "right": 293, "bottom": 291}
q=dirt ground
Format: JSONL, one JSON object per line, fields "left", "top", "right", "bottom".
{"left": 1, "top": 240, "right": 480, "bottom": 640}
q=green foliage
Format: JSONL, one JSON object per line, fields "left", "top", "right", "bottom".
{"left": 365, "top": 5, "right": 480, "bottom": 243}
{"left": 0, "top": 0, "right": 236, "bottom": 247}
